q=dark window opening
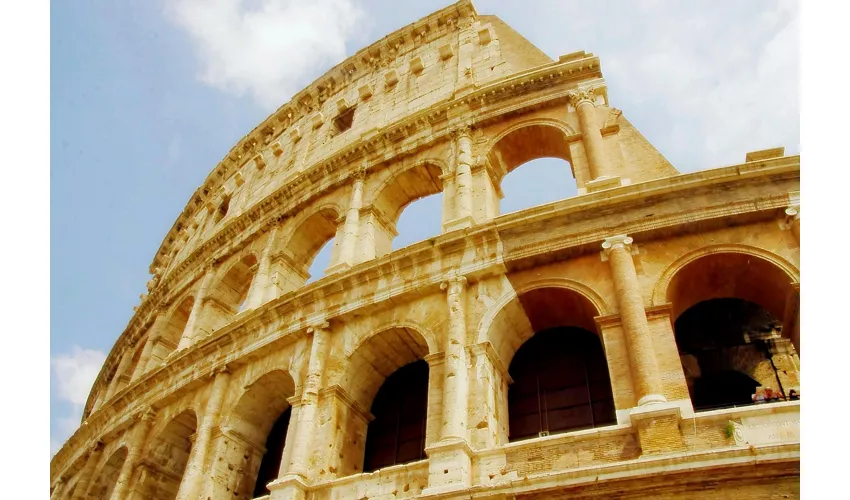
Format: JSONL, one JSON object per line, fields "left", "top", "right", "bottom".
{"left": 363, "top": 360, "right": 428, "bottom": 472}
{"left": 252, "top": 407, "right": 292, "bottom": 498}
{"left": 333, "top": 107, "right": 356, "bottom": 133}
{"left": 675, "top": 298, "right": 794, "bottom": 412}
{"left": 508, "top": 327, "right": 616, "bottom": 442}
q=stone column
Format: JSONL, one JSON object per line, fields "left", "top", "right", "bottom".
{"left": 105, "top": 349, "right": 135, "bottom": 401}
{"left": 327, "top": 171, "right": 365, "bottom": 273}
{"left": 601, "top": 235, "right": 665, "bottom": 406}
{"left": 786, "top": 206, "right": 800, "bottom": 243}
{"left": 439, "top": 275, "right": 470, "bottom": 440}
{"left": 108, "top": 409, "right": 155, "bottom": 500}
{"left": 444, "top": 127, "right": 475, "bottom": 231}
{"left": 69, "top": 441, "right": 104, "bottom": 500}
{"left": 268, "top": 323, "right": 331, "bottom": 500}
{"left": 568, "top": 87, "right": 609, "bottom": 181}
{"left": 423, "top": 274, "right": 473, "bottom": 496}
{"left": 175, "top": 368, "right": 230, "bottom": 500}
{"left": 244, "top": 227, "right": 279, "bottom": 310}
{"left": 177, "top": 269, "right": 215, "bottom": 350}
{"left": 287, "top": 322, "right": 331, "bottom": 478}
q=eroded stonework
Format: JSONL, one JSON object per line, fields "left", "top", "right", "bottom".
{"left": 50, "top": 1, "right": 800, "bottom": 499}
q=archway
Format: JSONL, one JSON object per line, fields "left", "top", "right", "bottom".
{"left": 371, "top": 162, "right": 444, "bottom": 255}
{"left": 204, "top": 254, "right": 259, "bottom": 331}
{"left": 667, "top": 253, "right": 801, "bottom": 411}
{"left": 137, "top": 410, "right": 197, "bottom": 499}
{"left": 483, "top": 284, "right": 616, "bottom": 442}
{"left": 508, "top": 328, "right": 615, "bottom": 440}
{"left": 500, "top": 158, "right": 577, "bottom": 215}
{"left": 218, "top": 370, "right": 296, "bottom": 498}
{"left": 284, "top": 206, "right": 340, "bottom": 286}
{"left": 487, "top": 123, "right": 577, "bottom": 217}
{"left": 363, "top": 360, "right": 429, "bottom": 472}
{"left": 345, "top": 327, "right": 431, "bottom": 473}
{"left": 86, "top": 446, "right": 127, "bottom": 499}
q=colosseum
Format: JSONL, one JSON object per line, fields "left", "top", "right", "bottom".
{"left": 50, "top": 1, "right": 801, "bottom": 499}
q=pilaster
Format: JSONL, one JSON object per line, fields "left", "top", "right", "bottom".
{"left": 108, "top": 408, "right": 156, "bottom": 500}
{"left": 177, "top": 269, "right": 216, "bottom": 350}
{"left": 175, "top": 368, "right": 231, "bottom": 500}
{"left": 244, "top": 226, "right": 279, "bottom": 310}
{"left": 69, "top": 441, "right": 104, "bottom": 500}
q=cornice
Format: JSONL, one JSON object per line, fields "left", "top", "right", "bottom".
{"left": 55, "top": 161, "right": 799, "bottom": 479}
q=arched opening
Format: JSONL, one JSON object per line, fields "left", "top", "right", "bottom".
{"left": 345, "top": 327, "right": 430, "bottom": 474}
{"left": 500, "top": 158, "right": 577, "bottom": 215}
{"left": 667, "top": 253, "right": 801, "bottom": 411}
{"left": 364, "top": 360, "right": 429, "bottom": 472}
{"left": 200, "top": 254, "right": 259, "bottom": 336}
{"left": 283, "top": 207, "right": 340, "bottom": 287}
{"left": 146, "top": 295, "right": 194, "bottom": 368}
{"left": 87, "top": 446, "right": 128, "bottom": 499}
{"left": 370, "top": 162, "right": 443, "bottom": 256}
{"left": 485, "top": 285, "right": 616, "bottom": 442}
{"left": 508, "top": 328, "right": 615, "bottom": 441}
{"left": 488, "top": 123, "right": 576, "bottom": 217}
{"left": 307, "top": 238, "right": 334, "bottom": 284}
{"left": 393, "top": 194, "right": 443, "bottom": 250}
{"left": 220, "top": 370, "right": 296, "bottom": 498}
{"left": 138, "top": 410, "right": 197, "bottom": 499}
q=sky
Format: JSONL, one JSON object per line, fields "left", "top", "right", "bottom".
{"left": 50, "top": 0, "right": 799, "bottom": 456}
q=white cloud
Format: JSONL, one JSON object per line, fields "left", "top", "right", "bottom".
{"left": 51, "top": 346, "right": 106, "bottom": 456}
{"left": 166, "top": 0, "right": 365, "bottom": 110}
{"left": 479, "top": 0, "right": 799, "bottom": 172}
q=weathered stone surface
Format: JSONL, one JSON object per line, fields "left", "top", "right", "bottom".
{"left": 50, "top": 1, "right": 800, "bottom": 499}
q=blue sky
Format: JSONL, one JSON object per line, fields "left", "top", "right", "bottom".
{"left": 50, "top": 0, "right": 799, "bottom": 455}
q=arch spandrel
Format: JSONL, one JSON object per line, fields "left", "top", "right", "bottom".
{"left": 651, "top": 243, "right": 801, "bottom": 319}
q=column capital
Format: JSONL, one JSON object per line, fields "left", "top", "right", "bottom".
{"left": 349, "top": 165, "right": 367, "bottom": 182}
{"left": 602, "top": 234, "right": 634, "bottom": 253}
{"left": 306, "top": 320, "right": 330, "bottom": 334}
{"left": 451, "top": 124, "right": 473, "bottom": 141}
{"left": 785, "top": 205, "right": 799, "bottom": 220}
{"left": 139, "top": 407, "right": 157, "bottom": 423}
{"left": 440, "top": 274, "right": 468, "bottom": 295}
{"left": 568, "top": 85, "right": 602, "bottom": 107}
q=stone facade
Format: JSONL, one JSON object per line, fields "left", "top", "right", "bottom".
{"left": 50, "top": 1, "right": 800, "bottom": 499}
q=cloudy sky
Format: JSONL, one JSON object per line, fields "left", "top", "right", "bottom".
{"left": 50, "top": 0, "right": 799, "bottom": 455}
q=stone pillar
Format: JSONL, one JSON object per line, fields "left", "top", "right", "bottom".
{"left": 569, "top": 87, "right": 608, "bottom": 181}
{"left": 177, "top": 269, "right": 215, "bottom": 350}
{"left": 327, "top": 171, "right": 365, "bottom": 273}
{"left": 468, "top": 342, "right": 511, "bottom": 448}
{"left": 108, "top": 409, "right": 155, "bottom": 500}
{"left": 601, "top": 235, "right": 665, "bottom": 406}
{"left": 268, "top": 323, "right": 332, "bottom": 500}
{"left": 105, "top": 348, "right": 135, "bottom": 402}
{"left": 423, "top": 274, "right": 473, "bottom": 495}
{"left": 69, "top": 441, "right": 104, "bottom": 500}
{"left": 175, "top": 368, "right": 230, "bottom": 500}
{"left": 288, "top": 322, "right": 331, "bottom": 478}
{"left": 244, "top": 227, "right": 279, "bottom": 310}
{"left": 444, "top": 128, "right": 475, "bottom": 232}
{"left": 785, "top": 206, "right": 800, "bottom": 243}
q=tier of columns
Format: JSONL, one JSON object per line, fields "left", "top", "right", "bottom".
{"left": 59, "top": 230, "right": 688, "bottom": 500}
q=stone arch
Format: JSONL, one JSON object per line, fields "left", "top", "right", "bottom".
{"left": 162, "top": 294, "right": 195, "bottom": 345}
{"left": 485, "top": 119, "right": 576, "bottom": 183}
{"left": 659, "top": 246, "right": 801, "bottom": 410}
{"left": 652, "top": 244, "right": 800, "bottom": 321}
{"left": 215, "top": 369, "right": 297, "bottom": 499}
{"left": 277, "top": 204, "right": 343, "bottom": 286}
{"left": 477, "top": 278, "right": 608, "bottom": 366}
{"left": 195, "top": 253, "right": 260, "bottom": 338}
{"left": 344, "top": 326, "right": 432, "bottom": 409}
{"left": 86, "top": 446, "right": 127, "bottom": 499}
{"left": 366, "top": 159, "right": 446, "bottom": 256}
{"left": 347, "top": 321, "right": 440, "bottom": 359}
{"left": 342, "top": 325, "right": 432, "bottom": 475}
{"left": 137, "top": 409, "right": 198, "bottom": 499}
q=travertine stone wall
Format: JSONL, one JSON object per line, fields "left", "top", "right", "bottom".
{"left": 51, "top": 1, "right": 800, "bottom": 499}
